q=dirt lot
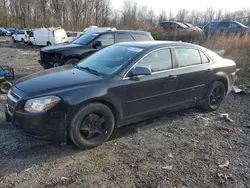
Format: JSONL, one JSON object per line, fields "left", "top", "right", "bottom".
{"left": 0, "top": 39, "right": 249, "bottom": 188}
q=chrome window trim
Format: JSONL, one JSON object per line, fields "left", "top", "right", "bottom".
{"left": 122, "top": 45, "right": 213, "bottom": 80}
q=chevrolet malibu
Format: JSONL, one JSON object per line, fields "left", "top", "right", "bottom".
{"left": 5, "top": 41, "right": 237, "bottom": 148}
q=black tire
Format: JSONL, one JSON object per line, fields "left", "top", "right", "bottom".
{"left": 69, "top": 103, "right": 115, "bottom": 149}
{"left": 47, "top": 42, "right": 52, "bottom": 46}
{"left": 21, "top": 38, "right": 24, "bottom": 43}
{"left": 0, "top": 81, "right": 12, "bottom": 94}
{"left": 12, "top": 37, "right": 17, "bottom": 43}
{"left": 64, "top": 58, "right": 79, "bottom": 66}
{"left": 203, "top": 81, "right": 226, "bottom": 111}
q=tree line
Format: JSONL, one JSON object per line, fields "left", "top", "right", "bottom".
{"left": 0, "top": 0, "right": 250, "bottom": 31}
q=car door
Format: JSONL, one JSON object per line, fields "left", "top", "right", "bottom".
{"left": 217, "top": 22, "right": 230, "bottom": 34}
{"left": 122, "top": 48, "right": 179, "bottom": 118}
{"left": 172, "top": 47, "right": 214, "bottom": 106}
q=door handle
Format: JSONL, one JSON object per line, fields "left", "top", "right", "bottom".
{"left": 167, "top": 75, "right": 178, "bottom": 80}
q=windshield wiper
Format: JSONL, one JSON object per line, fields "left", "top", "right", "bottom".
{"left": 76, "top": 66, "right": 100, "bottom": 76}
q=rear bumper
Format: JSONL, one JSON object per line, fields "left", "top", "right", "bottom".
{"left": 5, "top": 104, "right": 68, "bottom": 143}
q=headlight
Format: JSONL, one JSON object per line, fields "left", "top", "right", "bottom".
{"left": 24, "top": 96, "right": 61, "bottom": 113}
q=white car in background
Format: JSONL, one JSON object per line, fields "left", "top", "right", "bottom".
{"left": 12, "top": 29, "right": 31, "bottom": 43}
{"left": 83, "top": 26, "right": 116, "bottom": 34}
{"left": 66, "top": 31, "right": 83, "bottom": 43}
{"left": 29, "top": 28, "right": 68, "bottom": 46}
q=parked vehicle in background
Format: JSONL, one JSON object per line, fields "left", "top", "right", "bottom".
{"left": 5, "top": 41, "right": 237, "bottom": 148}
{"left": 160, "top": 21, "right": 190, "bottom": 31}
{"left": 0, "top": 28, "right": 11, "bottom": 36}
{"left": 6, "top": 28, "right": 16, "bottom": 35}
{"left": 0, "top": 65, "right": 14, "bottom": 94}
{"left": 83, "top": 26, "right": 116, "bottom": 34}
{"left": 12, "top": 29, "right": 31, "bottom": 43}
{"left": 39, "top": 30, "right": 154, "bottom": 69}
{"left": 183, "top": 23, "right": 203, "bottom": 32}
{"left": 204, "top": 20, "right": 250, "bottom": 36}
{"left": 29, "top": 28, "right": 68, "bottom": 46}
{"left": 67, "top": 31, "right": 83, "bottom": 43}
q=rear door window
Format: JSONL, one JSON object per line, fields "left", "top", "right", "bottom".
{"left": 131, "top": 33, "right": 151, "bottom": 41}
{"left": 17, "top": 30, "right": 25, "bottom": 34}
{"left": 199, "top": 51, "right": 210, "bottom": 63}
{"left": 117, "top": 33, "right": 134, "bottom": 42}
{"left": 175, "top": 48, "right": 202, "bottom": 67}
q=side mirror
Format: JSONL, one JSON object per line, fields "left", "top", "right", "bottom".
{"left": 128, "top": 66, "right": 151, "bottom": 78}
{"left": 93, "top": 41, "right": 102, "bottom": 48}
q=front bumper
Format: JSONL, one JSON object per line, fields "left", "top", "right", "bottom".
{"left": 39, "top": 52, "right": 64, "bottom": 69}
{"left": 5, "top": 104, "right": 69, "bottom": 143}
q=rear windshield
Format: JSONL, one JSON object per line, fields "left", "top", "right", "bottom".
{"left": 77, "top": 45, "right": 145, "bottom": 75}
{"left": 73, "top": 33, "right": 99, "bottom": 45}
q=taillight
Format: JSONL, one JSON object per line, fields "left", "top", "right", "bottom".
{"left": 52, "top": 31, "right": 55, "bottom": 37}
{"left": 25, "top": 35, "right": 27, "bottom": 38}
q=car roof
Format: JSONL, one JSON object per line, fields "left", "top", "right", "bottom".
{"left": 117, "top": 41, "right": 202, "bottom": 49}
{"left": 92, "top": 30, "right": 151, "bottom": 35}
{"left": 160, "top": 21, "right": 178, "bottom": 24}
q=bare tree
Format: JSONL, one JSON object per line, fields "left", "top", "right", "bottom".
{"left": 176, "top": 9, "right": 189, "bottom": 22}
{"left": 215, "top": 9, "right": 223, "bottom": 20}
{"left": 159, "top": 10, "right": 167, "bottom": 23}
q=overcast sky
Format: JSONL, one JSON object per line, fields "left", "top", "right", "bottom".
{"left": 111, "top": 0, "right": 250, "bottom": 14}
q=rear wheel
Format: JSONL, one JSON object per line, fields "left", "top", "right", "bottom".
{"left": 21, "top": 38, "right": 24, "bottom": 43}
{"left": 0, "top": 81, "right": 12, "bottom": 94}
{"left": 69, "top": 103, "right": 115, "bottom": 149}
{"left": 64, "top": 58, "right": 79, "bottom": 66}
{"left": 203, "top": 81, "right": 226, "bottom": 111}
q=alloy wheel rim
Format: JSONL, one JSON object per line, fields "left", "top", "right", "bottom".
{"left": 210, "top": 87, "right": 223, "bottom": 106}
{"left": 80, "top": 113, "right": 107, "bottom": 140}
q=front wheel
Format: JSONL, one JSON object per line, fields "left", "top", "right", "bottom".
{"left": 0, "top": 81, "right": 12, "bottom": 94}
{"left": 203, "top": 81, "right": 226, "bottom": 111}
{"left": 69, "top": 103, "right": 115, "bottom": 149}
{"left": 64, "top": 58, "right": 79, "bottom": 66}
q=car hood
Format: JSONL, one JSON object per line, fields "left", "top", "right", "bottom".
{"left": 41, "top": 43, "right": 86, "bottom": 53}
{"left": 14, "top": 66, "right": 103, "bottom": 94}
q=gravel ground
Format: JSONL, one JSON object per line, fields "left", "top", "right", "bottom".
{"left": 0, "top": 42, "right": 249, "bottom": 188}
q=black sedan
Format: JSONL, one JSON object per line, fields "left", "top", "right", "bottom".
{"left": 5, "top": 41, "right": 237, "bottom": 148}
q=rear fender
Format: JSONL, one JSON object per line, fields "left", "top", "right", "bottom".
{"left": 213, "top": 72, "right": 230, "bottom": 93}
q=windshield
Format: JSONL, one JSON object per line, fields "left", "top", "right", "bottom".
{"left": 185, "top": 23, "right": 194, "bottom": 28}
{"left": 235, "top": 21, "right": 248, "bottom": 28}
{"left": 73, "top": 33, "right": 99, "bottom": 45}
{"left": 77, "top": 45, "right": 145, "bottom": 75}
{"left": 178, "top": 22, "right": 189, "bottom": 28}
